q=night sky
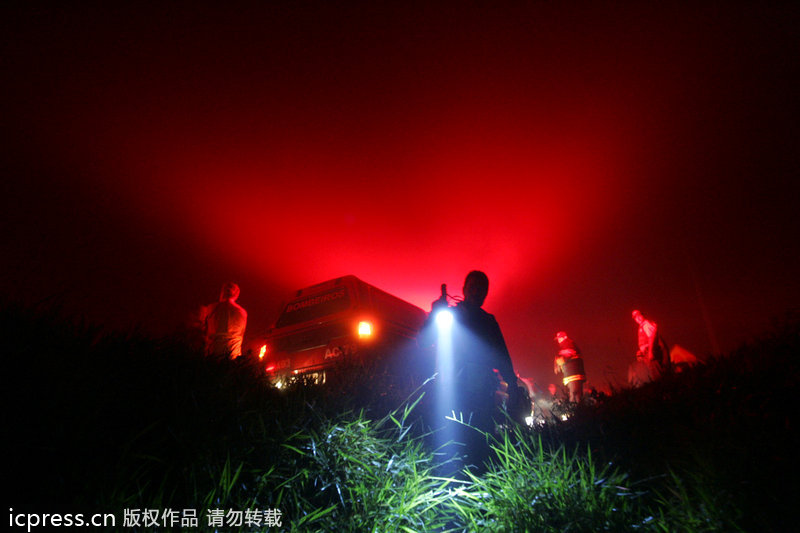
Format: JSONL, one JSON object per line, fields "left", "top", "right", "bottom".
{"left": 2, "top": 2, "right": 798, "bottom": 388}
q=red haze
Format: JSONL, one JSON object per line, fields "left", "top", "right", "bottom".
{"left": 2, "top": 3, "right": 798, "bottom": 388}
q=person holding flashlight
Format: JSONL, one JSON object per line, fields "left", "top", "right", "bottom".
{"left": 451, "top": 270, "right": 518, "bottom": 415}
{"left": 422, "top": 270, "right": 520, "bottom": 469}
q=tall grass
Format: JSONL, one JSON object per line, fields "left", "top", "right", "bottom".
{"left": 536, "top": 312, "right": 799, "bottom": 532}
{"left": 3, "top": 301, "right": 797, "bottom": 531}
{"left": 447, "top": 429, "right": 647, "bottom": 532}
{"left": 271, "top": 396, "right": 455, "bottom": 532}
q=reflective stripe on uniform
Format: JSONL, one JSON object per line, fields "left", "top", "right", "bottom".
{"left": 563, "top": 373, "right": 586, "bottom": 385}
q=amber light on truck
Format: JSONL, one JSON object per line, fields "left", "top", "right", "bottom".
{"left": 357, "top": 321, "right": 373, "bottom": 338}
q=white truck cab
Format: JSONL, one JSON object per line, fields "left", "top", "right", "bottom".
{"left": 258, "top": 275, "right": 426, "bottom": 386}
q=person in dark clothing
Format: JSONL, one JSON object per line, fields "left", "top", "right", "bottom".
{"left": 421, "top": 270, "right": 519, "bottom": 470}
{"left": 451, "top": 274, "right": 517, "bottom": 410}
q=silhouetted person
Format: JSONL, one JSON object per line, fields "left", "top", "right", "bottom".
{"left": 203, "top": 282, "right": 247, "bottom": 358}
{"left": 422, "top": 270, "right": 519, "bottom": 470}
{"left": 532, "top": 382, "right": 565, "bottom": 421}
{"left": 553, "top": 331, "right": 586, "bottom": 403}
{"left": 547, "top": 382, "right": 561, "bottom": 400}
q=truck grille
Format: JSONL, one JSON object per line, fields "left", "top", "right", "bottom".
{"left": 270, "top": 322, "right": 351, "bottom": 352}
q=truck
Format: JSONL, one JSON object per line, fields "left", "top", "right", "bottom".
{"left": 257, "top": 275, "right": 428, "bottom": 387}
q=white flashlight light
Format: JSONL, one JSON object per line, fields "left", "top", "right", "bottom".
{"left": 435, "top": 309, "right": 454, "bottom": 329}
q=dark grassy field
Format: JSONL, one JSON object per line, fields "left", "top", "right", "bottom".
{"left": 3, "top": 301, "right": 798, "bottom": 532}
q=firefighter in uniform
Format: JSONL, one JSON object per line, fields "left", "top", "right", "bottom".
{"left": 553, "top": 331, "right": 586, "bottom": 403}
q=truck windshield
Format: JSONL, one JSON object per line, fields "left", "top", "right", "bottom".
{"left": 274, "top": 287, "right": 352, "bottom": 328}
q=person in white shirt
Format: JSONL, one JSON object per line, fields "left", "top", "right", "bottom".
{"left": 203, "top": 282, "right": 247, "bottom": 358}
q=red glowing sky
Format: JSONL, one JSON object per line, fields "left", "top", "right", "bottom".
{"left": 2, "top": 3, "right": 798, "bottom": 387}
